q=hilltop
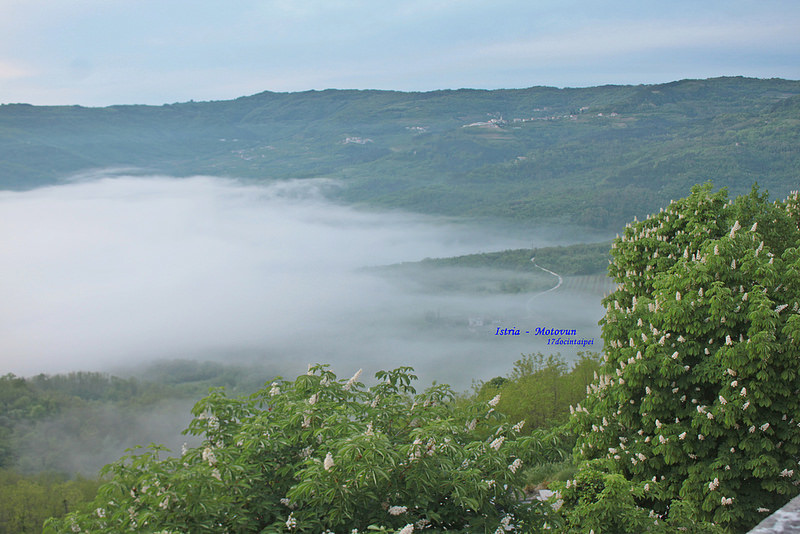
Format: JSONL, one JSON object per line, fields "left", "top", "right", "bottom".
{"left": 2, "top": 76, "right": 799, "bottom": 228}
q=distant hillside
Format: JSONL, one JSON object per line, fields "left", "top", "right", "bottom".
{"left": 2, "top": 77, "right": 799, "bottom": 228}
{"left": 376, "top": 242, "right": 611, "bottom": 277}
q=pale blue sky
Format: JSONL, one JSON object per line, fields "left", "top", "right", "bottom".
{"left": 1, "top": 0, "right": 799, "bottom": 106}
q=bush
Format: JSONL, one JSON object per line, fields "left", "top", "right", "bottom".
{"left": 568, "top": 184, "right": 800, "bottom": 531}
{"left": 46, "top": 365, "right": 565, "bottom": 533}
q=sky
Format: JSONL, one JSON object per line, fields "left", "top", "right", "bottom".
{"left": 1, "top": 0, "right": 799, "bottom": 106}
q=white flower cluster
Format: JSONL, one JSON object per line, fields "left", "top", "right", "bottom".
{"left": 409, "top": 438, "right": 423, "bottom": 462}
{"left": 493, "top": 514, "right": 514, "bottom": 534}
{"left": 488, "top": 394, "right": 501, "bottom": 407}
{"left": 508, "top": 458, "right": 523, "bottom": 473}
{"left": 397, "top": 524, "right": 414, "bottom": 534}
{"left": 208, "top": 415, "right": 219, "bottom": 432}
{"left": 388, "top": 505, "right": 408, "bottom": 516}
{"left": 202, "top": 447, "right": 217, "bottom": 467}
{"left": 324, "top": 452, "right": 335, "bottom": 471}
{"left": 708, "top": 478, "right": 719, "bottom": 491}
{"left": 730, "top": 220, "right": 741, "bottom": 238}
{"left": 490, "top": 436, "right": 505, "bottom": 451}
{"left": 344, "top": 369, "right": 362, "bottom": 391}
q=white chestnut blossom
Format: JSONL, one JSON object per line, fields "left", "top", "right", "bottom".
{"left": 202, "top": 447, "right": 217, "bottom": 467}
{"left": 490, "top": 436, "right": 505, "bottom": 451}
{"left": 388, "top": 506, "right": 408, "bottom": 516}
{"left": 730, "top": 220, "right": 741, "bottom": 238}
{"left": 324, "top": 452, "right": 335, "bottom": 471}
{"left": 344, "top": 369, "right": 363, "bottom": 391}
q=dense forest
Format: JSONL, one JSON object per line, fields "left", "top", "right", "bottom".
{"left": 2, "top": 77, "right": 799, "bottom": 229}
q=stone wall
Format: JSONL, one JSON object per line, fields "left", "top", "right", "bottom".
{"left": 749, "top": 494, "right": 800, "bottom": 533}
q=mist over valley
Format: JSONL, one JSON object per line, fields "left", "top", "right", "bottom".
{"left": 1, "top": 173, "right": 610, "bottom": 388}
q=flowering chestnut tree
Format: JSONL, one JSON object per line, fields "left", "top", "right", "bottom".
{"left": 568, "top": 185, "right": 800, "bottom": 531}
{"left": 46, "top": 365, "right": 564, "bottom": 533}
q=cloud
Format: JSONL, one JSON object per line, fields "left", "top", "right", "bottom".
{"left": 0, "top": 174, "right": 606, "bottom": 388}
{"left": 0, "top": 59, "right": 34, "bottom": 80}
{"left": 474, "top": 19, "right": 800, "bottom": 66}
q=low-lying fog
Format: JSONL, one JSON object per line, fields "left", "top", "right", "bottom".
{"left": 1, "top": 173, "right": 609, "bottom": 390}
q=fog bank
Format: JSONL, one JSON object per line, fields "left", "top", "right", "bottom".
{"left": 1, "top": 174, "right": 607, "bottom": 388}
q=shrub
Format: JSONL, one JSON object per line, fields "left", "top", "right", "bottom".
{"left": 46, "top": 365, "right": 564, "bottom": 533}
{"left": 568, "top": 185, "right": 800, "bottom": 531}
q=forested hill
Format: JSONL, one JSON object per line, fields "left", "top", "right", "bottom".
{"left": 2, "top": 76, "right": 799, "bottom": 229}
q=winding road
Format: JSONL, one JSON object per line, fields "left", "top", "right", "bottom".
{"left": 525, "top": 259, "right": 563, "bottom": 316}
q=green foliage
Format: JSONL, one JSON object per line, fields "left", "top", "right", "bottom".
{"left": 0, "top": 469, "right": 100, "bottom": 533}
{"left": 478, "top": 352, "right": 601, "bottom": 430}
{"left": 557, "top": 459, "right": 723, "bottom": 533}
{"left": 569, "top": 184, "right": 800, "bottom": 531}
{"left": 401, "top": 243, "right": 611, "bottom": 277}
{"left": 0, "top": 363, "right": 270, "bottom": 474}
{"left": 46, "top": 366, "right": 565, "bottom": 533}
